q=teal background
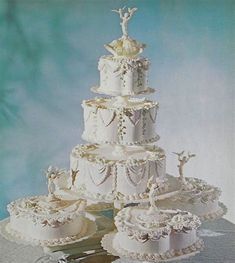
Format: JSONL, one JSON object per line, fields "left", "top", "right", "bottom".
{"left": 0, "top": 0, "right": 234, "bottom": 220}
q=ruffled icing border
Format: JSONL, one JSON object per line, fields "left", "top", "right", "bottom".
{"left": 115, "top": 208, "right": 201, "bottom": 242}
{"left": 101, "top": 232, "right": 204, "bottom": 262}
{"left": 7, "top": 195, "right": 86, "bottom": 227}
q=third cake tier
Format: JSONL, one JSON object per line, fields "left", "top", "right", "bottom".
{"left": 70, "top": 144, "right": 166, "bottom": 200}
{"left": 82, "top": 97, "right": 159, "bottom": 145}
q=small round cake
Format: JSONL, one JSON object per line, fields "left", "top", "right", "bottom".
{"left": 82, "top": 97, "right": 159, "bottom": 145}
{"left": 157, "top": 177, "right": 226, "bottom": 221}
{"left": 7, "top": 196, "right": 88, "bottom": 246}
{"left": 70, "top": 144, "right": 166, "bottom": 201}
{"left": 96, "top": 55, "right": 150, "bottom": 96}
{"left": 108, "top": 206, "right": 203, "bottom": 261}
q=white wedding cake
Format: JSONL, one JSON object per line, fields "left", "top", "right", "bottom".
{"left": 3, "top": 6, "right": 227, "bottom": 262}
{"left": 157, "top": 177, "right": 226, "bottom": 221}
{"left": 7, "top": 196, "right": 88, "bottom": 246}
{"left": 110, "top": 207, "right": 203, "bottom": 261}
{"left": 102, "top": 183, "right": 204, "bottom": 261}
{"left": 68, "top": 5, "right": 170, "bottom": 202}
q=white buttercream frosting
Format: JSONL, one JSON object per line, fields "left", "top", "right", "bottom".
{"left": 82, "top": 97, "right": 159, "bottom": 145}
{"left": 7, "top": 196, "right": 87, "bottom": 243}
{"left": 115, "top": 207, "right": 201, "bottom": 242}
{"left": 156, "top": 177, "right": 225, "bottom": 221}
{"left": 112, "top": 206, "right": 202, "bottom": 260}
{"left": 70, "top": 144, "right": 167, "bottom": 199}
{"left": 96, "top": 55, "right": 150, "bottom": 96}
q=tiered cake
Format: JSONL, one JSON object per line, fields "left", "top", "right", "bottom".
{"left": 2, "top": 6, "right": 227, "bottom": 262}
{"left": 68, "top": 7, "right": 169, "bottom": 204}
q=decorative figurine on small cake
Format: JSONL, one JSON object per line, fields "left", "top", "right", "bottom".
{"left": 45, "top": 166, "right": 69, "bottom": 200}
{"left": 156, "top": 151, "right": 226, "bottom": 221}
{"left": 146, "top": 176, "right": 160, "bottom": 214}
{"left": 173, "top": 150, "right": 196, "bottom": 186}
{"left": 104, "top": 6, "right": 146, "bottom": 58}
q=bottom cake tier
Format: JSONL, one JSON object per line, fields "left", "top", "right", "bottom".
{"left": 70, "top": 144, "right": 167, "bottom": 200}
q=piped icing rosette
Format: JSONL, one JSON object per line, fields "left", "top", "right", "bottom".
{"left": 108, "top": 206, "right": 203, "bottom": 262}
{"left": 7, "top": 196, "right": 90, "bottom": 245}
{"left": 157, "top": 177, "right": 226, "bottom": 221}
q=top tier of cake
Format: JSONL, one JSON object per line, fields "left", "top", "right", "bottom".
{"left": 92, "top": 7, "right": 154, "bottom": 96}
{"left": 92, "top": 55, "right": 152, "bottom": 96}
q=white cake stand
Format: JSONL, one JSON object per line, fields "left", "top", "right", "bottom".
{"left": 101, "top": 232, "right": 204, "bottom": 263}
{"left": 91, "top": 85, "right": 156, "bottom": 96}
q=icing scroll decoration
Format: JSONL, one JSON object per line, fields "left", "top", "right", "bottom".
{"left": 99, "top": 110, "right": 117, "bottom": 127}
{"left": 126, "top": 110, "right": 141, "bottom": 126}
{"left": 149, "top": 107, "right": 157, "bottom": 123}
{"left": 153, "top": 160, "right": 163, "bottom": 178}
{"left": 126, "top": 164, "right": 147, "bottom": 187}
{"left": 84, "top": 108, "right": 97, "bottom": 122}
{"left": 88, "top": 164, "right": 112, "bottom": 186}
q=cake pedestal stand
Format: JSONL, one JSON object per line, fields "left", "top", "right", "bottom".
{"left": 91, "top": 86, "right": 155, "bottom": 96}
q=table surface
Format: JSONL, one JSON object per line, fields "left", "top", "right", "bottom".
{"left": 0, "top": 217, "right": 235, "bottom": 263}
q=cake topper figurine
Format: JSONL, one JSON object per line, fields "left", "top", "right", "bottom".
{"left": 147, "top": 176, "right": 159, "bottom": 215}
{"left": 45, "top": 166, "right": 63, "bottom": 201}
{"left": 173, "top": 151, "right": 196, "bottom": 183}
{"left": 112, "top": 7, "right": 137, "bottom": 37}
{"left": 104, "top": 7, "right": 146, "bottom": 57}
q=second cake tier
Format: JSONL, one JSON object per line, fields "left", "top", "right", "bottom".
{"left": 70, "top": 144, "right": 166, "bottom": 200}
{"left": 82, "top": 97, "right": 159, "bottom": 145}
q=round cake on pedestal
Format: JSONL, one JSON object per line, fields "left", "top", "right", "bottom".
{"left": 102, "top": 206, "right": 204, "bottom": 262}
{"left": 6, "top": 196, "right": 92, "bottom": 246}
{"left": 157, "top": 177, "right": 227, "bottom": 221}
